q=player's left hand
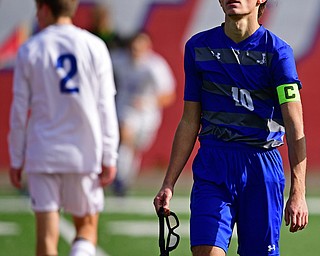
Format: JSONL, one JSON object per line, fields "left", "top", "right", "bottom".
{"left": 284, "top": 193, "right": 308, "bottom": 232}
{"left": 99, "top": 165, "right": 117, "bottom": 187}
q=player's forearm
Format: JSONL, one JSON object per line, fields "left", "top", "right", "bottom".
{"left": 101, "top": 126, "right": 119, "bottom": 167}
{"left": 10, "top": 55, "right": 31, "bottom": 169}
{"left": 9, "top": 97, "right": 29, "bottom": 169}
{"left": 281, "top": 102, "right": 307, "bottom": 196}
{"left": 287, "top": 137, "right": 307, "bottom": 196}
{"left": 9, "top": 128, "right": 27, "bottom": 169}
{"left": 100, "top": 94, "right": 120, "bottom": 167}
{"left": 162, "top": 118, "right": 199, "bottom": 189}
{"left": 101, "top": 104, "right": 119, "bottom": 166}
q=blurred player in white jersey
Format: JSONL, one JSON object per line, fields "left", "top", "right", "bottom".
{"left": 8, "top": 0, "right": 119, "bottom": 255}
{"left": 112, "top": 32, "right": 176, "bottom": 196}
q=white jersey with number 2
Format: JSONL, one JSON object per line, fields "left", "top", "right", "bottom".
{"left": 9, "top": 24, "right": 119, "bottom": 174}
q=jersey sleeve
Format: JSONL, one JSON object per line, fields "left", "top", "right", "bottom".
{"left": 96, "top": 44, "right": 120, "bottom": 167}
{"left": 183, "top": 40, "right": 202, "bottom": 102}
{"left": 271, "top": 44, "right": 302, "bottom": 89}
{"left": 8, "top": 47, "right": 31, "bottom": 169}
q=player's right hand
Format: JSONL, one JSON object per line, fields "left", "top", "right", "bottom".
{"left": 9, "top": 167, "right": 23, "bottom": 189}
{"left": 153, "top": 186, "right": 173, "bottom": 216}
{"left": 99, "top": 165, "right": 117, "bottom": 187}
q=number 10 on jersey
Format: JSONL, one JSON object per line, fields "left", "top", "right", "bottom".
{"left": 231, "top": 87, "right": 254, "bottom": 111}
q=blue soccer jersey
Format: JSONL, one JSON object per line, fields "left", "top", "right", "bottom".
{"left": 184, "top": 24, "right": 301, "bottom": 149}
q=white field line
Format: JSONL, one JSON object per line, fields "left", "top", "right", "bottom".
{"left": 1, "top": 196, "right": 320, "bottom": 215}
{"left": 0, "top": 221, "right": 20, "bottom": 235}
{"left": 0, "top": 205, "right": 109, "bottom": 255}
{"left": 104, "top": 196, "right": 190, "bottom": 215}
{"left": 108, "top": 220, "right": 190, "bottom": 237}
{"left": 0, "top": 197, "right": 109, "bottom": 255}
{"left": 0, "top": 196, "right": 318, "bottom": 246}
{"left": 108, "top": 220, "right": 238, "bottom": 238}
{"left": 0, "top": 194, "right": 316, "bottom": 256}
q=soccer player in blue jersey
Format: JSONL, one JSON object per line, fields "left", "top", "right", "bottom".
{"left": 154, "top": 0, "right": 308, "bottom": 255}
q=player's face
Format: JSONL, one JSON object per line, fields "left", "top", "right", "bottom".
{"left": 219, "top": 0, "right": 265, "bottom": 18}
{"left": 130, "top": 35, "right": 151, "bottom": 60}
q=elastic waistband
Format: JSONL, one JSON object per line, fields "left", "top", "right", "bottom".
{"left": 199, "top": 138, "right": 277, "bottom": 153}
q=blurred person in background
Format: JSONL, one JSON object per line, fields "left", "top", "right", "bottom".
{"left": 112, "top": 31, "right": 176, "bottom": 196}
{"left": 90, "top": 3, "right": 126, "bottom": 51}
{"left": 154, "top": 0, "right": 308, "bottom": 256}
{"left": 89, "top": 3, "right": 129, "bottom": 94}
{"left": 8, "top": 0, "right": 119, "bottom": 255}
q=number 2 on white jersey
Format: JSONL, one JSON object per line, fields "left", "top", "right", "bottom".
{"left": 56, "top": 53, "right": 79, "bottom": 93}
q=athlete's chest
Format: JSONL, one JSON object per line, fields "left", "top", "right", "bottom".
{"left": 195, "top": 44, "right": 273, "bottom": 91}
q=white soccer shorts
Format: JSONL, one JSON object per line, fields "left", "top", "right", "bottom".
{"left": 27, "top": 173, "right": 104, "bottom": 216}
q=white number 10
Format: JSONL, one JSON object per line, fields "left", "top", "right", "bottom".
{"left": 231, "top": 87, "right": 254, "bottom": 111}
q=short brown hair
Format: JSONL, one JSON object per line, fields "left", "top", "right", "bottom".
{"left": 258, "top": 1, "right": 268, "bottom": 18}
{"left": 35, "top": 0, "right": 78, "bottom": 18}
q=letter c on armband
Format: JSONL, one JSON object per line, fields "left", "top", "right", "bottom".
{"left": 276, "top": 83, "right": 301, "bottom": 105}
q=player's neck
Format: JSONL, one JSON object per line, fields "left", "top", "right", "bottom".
{"left": 223, "top": 15, "right": 260, "bottom": 44}
{"left": 54, "top": 16, "right": 73, "bottom": 26}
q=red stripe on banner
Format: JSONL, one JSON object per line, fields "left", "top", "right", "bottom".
{"left": 141, "top": 0, "right": 201, "bottom": 170}
{"left": 296, "top": 31, "right": 320, "bottom": 169}
{"left": 0, "top": 28, "right": 25, "bottom": 65}
{"left": 278, "top": 29, "right": 320, "bottom": 170}
{"left": 0, "top": 70, "right": 13, "bottom": 168}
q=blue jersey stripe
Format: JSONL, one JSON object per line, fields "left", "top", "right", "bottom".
{"left": 195, "top": 47, "right": 274, "bottom": 66}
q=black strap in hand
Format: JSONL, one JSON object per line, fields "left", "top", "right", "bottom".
{"left": 157, "top": 207, "right": 180, "bottom": 256}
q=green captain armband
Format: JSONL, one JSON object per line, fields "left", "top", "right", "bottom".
{"left": 276, "top": 83, "right": 301, "bottom": 105}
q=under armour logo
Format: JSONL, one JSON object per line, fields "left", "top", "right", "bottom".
{"left": 257, "top": 53, "right": 267, "bottom": 65}
{"left": 210, "top": 50, "right": 221, "bottom": 60}
{"left": 268, "top": 244, "right": 276, "bottom": 252}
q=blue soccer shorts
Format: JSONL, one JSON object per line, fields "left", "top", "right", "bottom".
{"left": 190, "top": 143, "right": 285, "bottom": 256}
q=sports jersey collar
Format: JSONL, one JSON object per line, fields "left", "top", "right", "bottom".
{"left": 220, "top": 23, "right": 266, "bottom": 49}
{"left": 46, "top": 23, "right": 75, "bottom": 31}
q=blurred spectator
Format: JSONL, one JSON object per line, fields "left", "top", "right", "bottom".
{"left": 112, "top": 31, "right": 176, "bottom": 196}
{"left": 90, "top": 3, "right": 126, "bottom": 51}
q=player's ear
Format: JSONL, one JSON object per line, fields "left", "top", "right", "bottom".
{"left": 40, "top": 3, "right": 50, "bottom": 16}
{"left": 43, "top": 3, "right": 56, "bottom": 22}
{"left": 257, "top": 0, "right": 267, "bottom": 4}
